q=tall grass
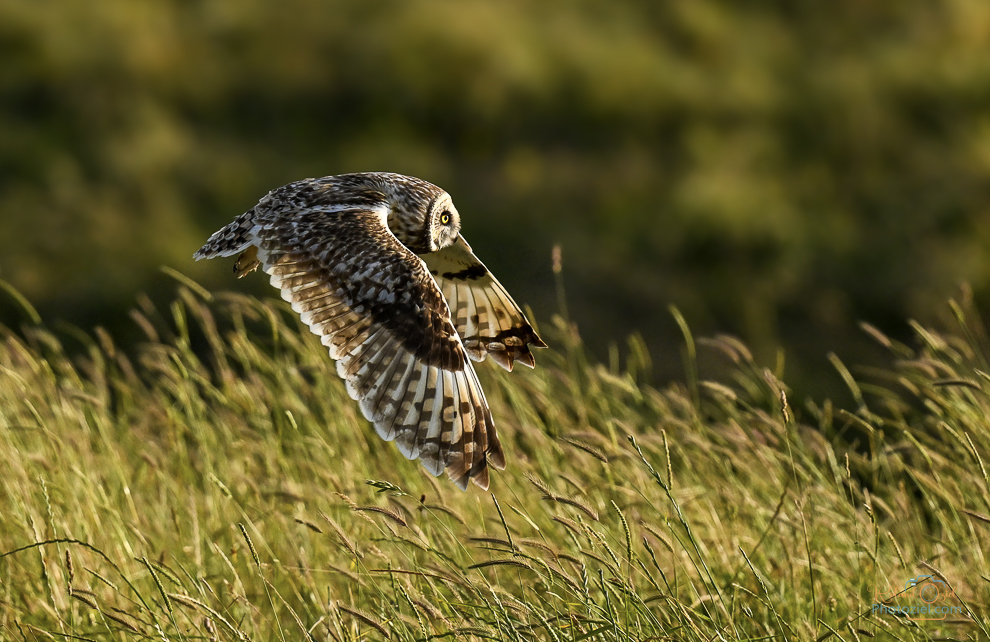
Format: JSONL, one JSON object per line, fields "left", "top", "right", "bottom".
{"left": 0, "top": 279, "right": 987, "bottom": 641}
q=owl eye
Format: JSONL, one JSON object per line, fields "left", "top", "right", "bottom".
{"left": 440, "top": 212, "right": 451, "bottom": 225}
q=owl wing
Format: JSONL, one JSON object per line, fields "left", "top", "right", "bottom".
{"left": 419, "top": 236, "right": 546, "bottom": 371}
{"left": 195, "top": 206, "right": 504, "bottom": 490}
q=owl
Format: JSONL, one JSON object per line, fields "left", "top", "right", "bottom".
{"left": 194, "top": 173, "right": 545, "bottom": 490}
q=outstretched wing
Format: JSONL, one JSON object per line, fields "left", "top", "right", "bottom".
{"left": 420, "top": 236, "right": 546, "bottom": 371}
{"left": 195, "top": 204, "right": 504, "bottom": 490}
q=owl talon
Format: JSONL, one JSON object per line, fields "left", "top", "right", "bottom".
{"left": 234, "top": 246, "right": 261, "bottom": 278}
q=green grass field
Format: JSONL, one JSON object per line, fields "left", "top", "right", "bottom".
{"left": 1, "top": 277, "right": 987, "bottom": 641}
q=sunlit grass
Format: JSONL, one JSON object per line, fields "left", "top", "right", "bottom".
{"left": 1, "top": 281, "right": 988, "bottom": 641}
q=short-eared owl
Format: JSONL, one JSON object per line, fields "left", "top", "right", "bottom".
{"left": 194, "top": 173, "right": 545, "bottom": 490}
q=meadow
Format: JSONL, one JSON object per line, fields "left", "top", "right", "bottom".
{"left": 1, "top": 275, "right": 987, "bottom": 641}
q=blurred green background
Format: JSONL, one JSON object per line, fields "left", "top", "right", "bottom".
{"left": 3, "top": 0, "right": 990, "bottom": 396}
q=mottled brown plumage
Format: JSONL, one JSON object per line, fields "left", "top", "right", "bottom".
{"left": 194, "top": 172, "right": 545, "bottom": 489}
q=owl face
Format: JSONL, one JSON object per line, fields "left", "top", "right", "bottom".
{"left": 426, "top": 193, "right": 461, "bottom": 252}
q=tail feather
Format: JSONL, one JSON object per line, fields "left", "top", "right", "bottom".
{"left": 193, "top": 213, "right": 258, "bottom": 260}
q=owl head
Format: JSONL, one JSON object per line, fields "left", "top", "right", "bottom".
{"left": 305, "top": 172, "right": 461, "bottom": 254}
{"left": 324, "top": 172, "right": 461, "bottom": 254}
{"left": 378, "top": 173, "right": 461, "bottom": 254}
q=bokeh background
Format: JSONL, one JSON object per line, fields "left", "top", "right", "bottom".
{"left": 3, "top": 0, "right": 990, "bottom": 398}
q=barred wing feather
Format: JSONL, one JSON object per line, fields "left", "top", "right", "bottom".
{"left": 420, "top": 236, "right": 546, "bottom": 371}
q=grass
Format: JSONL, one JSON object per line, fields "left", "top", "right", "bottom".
{"left": 0, "top": 277, "right": 988, "bottom": 641}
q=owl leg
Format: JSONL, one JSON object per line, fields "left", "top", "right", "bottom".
{"left": 234, "top": 246, "right": 261, "bottom": 278}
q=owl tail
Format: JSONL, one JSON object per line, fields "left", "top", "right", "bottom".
{"left": 193, "top": 212, "right": 258, "bottom": 262}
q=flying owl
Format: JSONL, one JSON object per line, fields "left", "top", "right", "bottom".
{"left": 194, "top": 173, "right": 545, "bottom": 490}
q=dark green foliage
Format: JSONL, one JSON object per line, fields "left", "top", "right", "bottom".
{"left": 2, "top": 1, "right": 990, "bottom": 385}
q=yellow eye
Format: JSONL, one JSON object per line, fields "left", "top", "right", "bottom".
{"left": 440, "top": 212, "right": 451, "bottom": 225}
